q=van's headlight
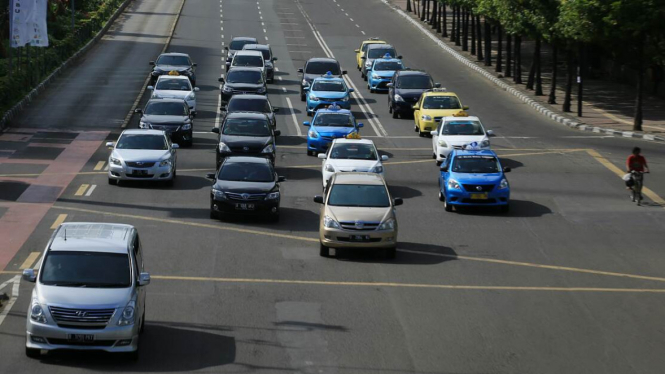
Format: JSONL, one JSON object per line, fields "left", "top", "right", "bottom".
{"left": 372, "top": 74, "right": 380, "bottom": 79}
{"left": 323, "top": 215, "right": 341, "bottom": 229}
{"left": 257, "top": 87, "right": 267, "bottom": 94}
{"left": 110, "top": 157, "right": 122, "bottom": 166}
{"left": 218, "top": 142, "right": 231, "bottom": 153}
{"left": 339, "top": 96, "right": 349, "bottom": 102}
{"left": 266, "top": 191, "right": 280, "bottom": 200}
{"left": 498, "top": 178, "right": 509, "bottom": 190}
{"left": 118, "top": 300, "right": 136, "bottom": 326}
{"left": 223, "top": 85, "right": 233, "bottom": 93}
{"left": 447, "top": 178, "right": 461, "bottom": 190}
{"left": 324, "top": 164, "right": 335, "bottom": 172}
{"left": 438, "top": 139, "right": 448, "bottom": 147}
{"left": 309, "top": 95, "right": 319, "bottom": 101}
{"left": 302, "top": 79, "right": 309, "bottom": 86}
{"left": 262, "top": 144, "right": 274, "bottom": 154}
{"left": 365, "top": 61, "right": 372, "bottom": 68}
{"left": 422, "top": 115, "right": 432, "bottom": 121}
{"left": 370, "top": 165, "right": 384, "bottom": 173}
{"left": 378, "top": 218, "right": 395, "bottom": 231}
{"left": 181, "top": 123, "right": 192, "bottom": 130}
{"left": 30, "top": 300, "right": 47, "bottom": 324}
{"left": 394, "top": 94, "right": 404, "bottom": 102}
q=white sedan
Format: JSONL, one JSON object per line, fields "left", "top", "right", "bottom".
{"left": 318, "top": 138, "right": 389, "bottom": 188}
{"left": 148, "top": 75, "right": 199, "bottom": 111}
{"left": 107, "top": 129, "right": 178, "bottom": 186}
{"left": 430, "top": 115, "right": 493, "bottom": 165}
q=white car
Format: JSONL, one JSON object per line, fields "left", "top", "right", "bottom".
{"left": 318, "top": 138, "right": 389, "bottom": 188}
{"left": 230, "top": 50, "right": 266, "bottom": 77}
{"left": 107, "top": 129, "right": 178, "bottom": 186}
{"left": 430, "top": 115, "right": 493, "bottom": 165}
{"left": 148, "top": 75, "right": 199, "bottom": 111}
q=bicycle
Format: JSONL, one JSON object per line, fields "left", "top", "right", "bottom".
{"left": 629, "top": 171, "right": 648, "bottom": 206}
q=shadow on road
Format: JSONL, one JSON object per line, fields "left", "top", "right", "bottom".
{"left": 455, "top": 199, "right": 552, "bottom": 218}
{"left": 389, "top": 185, "right": 422, "bottom": 199}
{"left": 336, "top": 242, "right": 456, "bottom": 265}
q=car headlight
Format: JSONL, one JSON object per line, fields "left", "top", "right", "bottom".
{"left": 257, "top": 87, "right": 267, "bottom": 94}
{"left": 394, "top": 94, "right": 404, "bottom": 102}
{"left": 372, "top": 74, "right": 380, "bottom": 79}
{"left": 181, "top": 123, "right": 192, "bottom": 130}
{"left": 324, "top": 163, "right": 335, "bottom": 172}
{"left": 365, "top": 61, "right": 372, "bottom": 67}
{"left": 323, "top": 215, "right": 341, "bottom": 229}
{"left": 437, "top": 139, "right": 448, "bottom": 147}
{"left": 186, "top": 92, "right": 195, "bottom": 100}
{"left": 447, "top": 179, "right": 461, "bottom": 190}
{"left": 262, "top": 144, "right": 274, "bottom": 154}
{"left": 480, "top": 139, "right": 490, "bottom": 148}
{"left": 370, "top": 165, "right": 384, "bottom": 173}
{"left": 159, "top": 159, "right": 172, "bottom": 167}
{"left": 302, "top": 79, "right": 309, "bottom": 86}
{"left": 309, "top": 95, "right": 319, "bottom": 101}
{"left": 378, "top": 218, "right": 395, "bottom": 231}
{"left": 308, "top": 130, "right": 319, "bottom": 139}
{"left": 223, "top": 85, "right": 233, "bottom": 93}
{"left": 218, "top": 142, "right": 231, "bottom": 153}
{"left": 30, "top": 300, "right": 47, "bottom": 324}
{"left": 110, "top": 157, "right": 122, "bottom": 165}
{"left": 117, "top": 300, "right": 136, "bottom": 326}
{"left": 212, "top": 188, "right": 227, "bottom": 200}
{"left": 139, "top": 121, "right": 151, "bottom": 129}
{"left": 498, "top": 178, "right": 509, "bottom": 190}
{"left": 422, "top": 115, "right": 432, "bottom": 121}
{"left": 339, "top": 96, "right": 349, "bottom": 102}
{"left": 266, "top": 191, "right": 280, "bottom": 200}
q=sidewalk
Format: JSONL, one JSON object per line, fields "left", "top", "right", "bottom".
{"left": 388, "top": 0, "right": 665, "bottom": 141}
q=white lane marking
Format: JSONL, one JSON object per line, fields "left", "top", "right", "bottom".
{"left": 361, "top": 31, "right": 365, "bottom": 35}
{"left": 282, "top": 87, "right": 287, "bottom": 93}
{"left": 275, "top": 67, "right": 280, "bottom": 71}
{"left": 104, "top": 164, "right": 109, "bottom": 171}
{"left": 85, "top": 185, "right": 97, "bottom": 197}
{"left": 294, "top": 0, "right": 387, "bottom": 137}
{"left": 278, "top": 76, "right": 283, "bottom": 81}
{"left": 214, "top": 84, "right": 223, "bottom": 130}
{"left": 350, "top": 18, "right": 354, "bottom": 21}
{"left": 265, "top": 36, "right": 269, "bottom": 41}
{"left": 0, "top": 276, "right": 20, "bottom": 327}
{"left": 285, "top": 97, "right": 303, "bottom": 136}
{"left": 263, "top": 29, "right": 267, "bottom": 33}
{"left": 285, "top": 36, "right": 305, "bottom": 38}
{"left": 355, "top": 24, "right": 360, "bottom": 28}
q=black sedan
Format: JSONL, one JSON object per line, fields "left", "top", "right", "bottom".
{"left": 388, "top": 69, "right": 440, "bottom": 119}
{"left": 208, "top": 156, "right": 285, "bottom": 221}
{"left": 219, "top": 67, "right": 267, "bottom": 105}
{"left": 149, "top": 52, "right": 197, "bottom": 86}
{"left": 211, "top": 112, "right": 280, "bottom": 168}
{"left": 135, "top": 99, "right": 194, "bottom": 147}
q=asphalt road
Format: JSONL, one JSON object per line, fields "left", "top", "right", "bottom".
{"left": 1, "top": 0, "right": 665, "bottom": 373}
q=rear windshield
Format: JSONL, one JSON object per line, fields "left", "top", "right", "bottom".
{"left": 306, "top": 61, "right": 341, "bottom": 75}
{"left": 144, "top": 102, "right": 187, "bottom": 116}
{"left": 362, "top": 42, "right": 383, "bottom": 52}
{"left": 312, "top": 81, "right": 346, "bottom": 92}
{"left": 328, "top": 185, "right": 390, "bottom": 207}
{"left": 397, "top": 75, "right": 433, "bottom": 89}
{"left": 330, "top": 143, "right": 378, "bottom": 160}
{"left": 116, "top": 134, "right": 167, "bottom": 150}
{"left": 245, "top": 48, "right": 271, "bottom": 60}
{"left": 442, "top": 121, "right": 484, "bottom": 135}
{"left": 156, "top": 55, "right": 190, "bottom": 66}
{"left": 230, "top": 39, "right": 256, "bottom": 50}
{"left": 156, "top": 78, "right": 191, "bottom": 91}
{"left": 422, "top": 96, "right": 461, "bottom": 110}
{"left": 368, "top": 48, "right": 396, "bottom": 59}
{"left": 228, "top": 99, "right": 270, "bottom": 113}
{"left": 227, "top": 70, "right": 263, "bottom": 84}
{"left": 232, "top": 55, "right": 263, "bottom": 67}
{"left": 218, "top": 162, "right": 274, "bottom": 182}
{"left": 223, "top": 118, "right": 271, "bottom": 136}
{"left": 452, "top": 156, "right": 500, "bottom": 173}
{"left": 314, "top": 113, "right": 354, "bottom": 127}
{"left": 41, "top": 251, "right": 131, "bottom": 288}
{"left": 374, "top": 61, "right": 404, "bottom": 71}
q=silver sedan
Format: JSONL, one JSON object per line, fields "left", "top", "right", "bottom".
{"left": 107, "top": 129, "right": 178, "bottom": 186}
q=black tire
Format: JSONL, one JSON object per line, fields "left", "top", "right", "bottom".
{"left": 499, "top": 204, "right": 510, "bottom": 214}
{"left": 307, "top": 150, "right": 314, "bottom": 156}
{"left": 139, "top": 311, "right": 145, "bottom": 334}
{"left": 319, "top": 243, "right": 330, "bottom": 257}
{"left": 432, "top": 152, "right": 436, "bottom": 160}
{"left": 388, "top": 103, "right": 393, "bottom": 113}
{"left": 300, "top": 93, "right": 306, "bottom": 102}
{"left": 444, "top": 198, "right": 453, "bottom": 212}
{"left": 183, "top": 139, "right": 193, "bottom": 148}
{"left": 414, "top": 123, "right": 419, "bottom": 132}
{"left": 108, "top": 178, "right": 117, "bottom": 185}
{"left": 385, "top": 247, "right": 397, "bottom": 259}
{"left": 370, "top": 88, "right": 375, "bottom": 93}
{"left": 438, "top": 190, "right": 445, "bottom": 202}
{"left": 25, "top": 347, "right": 40, "bottom": 359}
{"left": 125, "top": 348, "right": 139, "bottom": 361}
{"left": 392, "top": 109, "right": 398, "bottom": 119}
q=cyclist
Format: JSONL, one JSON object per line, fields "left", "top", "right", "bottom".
{"left": 626, "top": 147, "right": 649, "bottom": 204}
{"left": 626, "top": 147, "right": 649, "bottom": 174}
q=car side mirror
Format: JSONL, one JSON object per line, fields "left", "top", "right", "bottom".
{"left": 206, "top": 172, "right": 216, "bottom": 180}
{"left": 430, "top": 131, "right": 438, "bottom": 136}
{"left": 274, "top": 130, "right": 281, "bottom": 136}
{"left": 486, "top": 130, "right": 494, "bottom": 136}
{"left": 211, "top": 127, "right": 220, "bottom": 133}
{"left": 134, "top": 108, "right": 143, "bottom": 114}
{"left": 138, "top": 272, "right": 151, "bottom": 286}
{"left": 278, "top": 176, "right": 286, "bottom": 182}
{"left": 224, "top": 46, "right": 229, "bottom": 50}
{"left": 393, "top": 197, "right": 404, "bottom": 206}
{"left": 272, "top": 57, "right": 278, "bottom": 61}
{"left": 440, "top": 166, "right": 449, "bottom": 172}
{"left": 386, "top": 83, "right": 393, "bottom": 88}
{"left": 273, "top": 107, "right": 279, "bottom": 112}
{"left": 361, "top": 55, "right": 366, "bottom": 60}
{"left": 313, "top": 195, "right": 324, "bottom": 204}
{"left": 381, "top": 155, "right": 389, "bottom": 161}
{"left": 354, "top": 49, "right": 360, "bottom": 53}
{"left": 304, "top": 86, "right": 310, "bottom": 91}
{"left": 22, "top": 269, "right": 36, "bottom": 283}
{"left": 303, "top": 121, "right": 311, "bottom": 126}
{"left": 220, "top": 105, "right": 227, "bottom": 111}
{"left": 397, "top": 55, "right": 403, "bottom": 59}
{"left": 218, "top": 77, "right": 225, "bottom": 83}
{"left": 147, "top": 86, "right": 154, "bottom": 90}
{"left": 106, "top": 142, "right": 115, "bottom": 147}
{"left": 172, "top": 144, "right": 180, "bottom": 149}
{"left": 348, "top": 88, "right": 355, "bottom": 93}
{"left": 434, "top": 83, "right": 441, "bottom": 88}
{"left": 463, "top": 106, "right": 469, "bottom": 110}
{"left": 412, "top": 105, "right": 419, "bottom": 110}
{"left": 318, "top": 153, "right": 327, "bottom": 159}
{"left": 297, "top": 68, "right": 304, "bottom": 73}
{"left": 149, "top": 61, "right": 155, "bottom": 65}
{"left": 503, "top": 167, "right": 511, "bottom": 173}
{"left": 194, "top": 87, "right": 200, "bottom": 92}
{"left": 342, "top": 70, "right": 347, "bottom": 75}
{"left": 193, "top": 63, "right": 197, "bottom": 67}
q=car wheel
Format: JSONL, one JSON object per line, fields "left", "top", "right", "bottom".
{"left": 300, "top": 93, "right": 306, "bottom": 102}
{"left": 444, "top": 197, "right": 453, "bottom": 212}
{"left": 385, "top": 247, "right": 397, "bottom": 259}
{"left": 499, "top": 204, "right": 510, "bottom": 214}
{"left": 125, "top": 348, "right": 139, "bottom": 361}
{"left": 370, "top": 88, "right": 375, "bottom": 93}
{"left": 108, "top": 178, "right": 117, "bottom": 185}
{"left": 139, "top": 311, "right": 146, "bottom": 334}
{"left": 392, "top": 109, "right": 398, "bottom": 119}
{"left": 319, "top": 243, "right": 330, "bottom": 257}
{"left": 183, "top": 139, "right": 193, "bottom": 147}
{"left": 432, "top": 152, "right": 436, "bottom": 160}
{"left": 25, "top": 346, "right": 40, "bottom": 359}
{"left": 414, "top": 121, "right": 419, "bottom": 132}
{"left": 438, "top": 190, "right": 445, "bottom": 202}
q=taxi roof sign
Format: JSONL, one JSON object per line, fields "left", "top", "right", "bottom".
{"left": 453, "top": 110, "right": 469, "bottom": 117}
{"left": 383, "top": 53, "right": 392, "bottom": 59}
{"left": 462, "top": 142, "right": 482, "bottom": 151}
{"left": 431, "top": 87, "right": 447, "bottom": 92}
{"left": 324, "top": 71, "right": 334, "bottom": 77}
{"left": 327, "top": 103, "right": 342, "bottom": 110}
{"left": 346, "top": 131, "right": 361, "bottom": 139}
{"left": 168, "top": 70, "right": 180, "bottom": 76}
{"left": 368, "top": 37, "right": 381, "bottom": 40}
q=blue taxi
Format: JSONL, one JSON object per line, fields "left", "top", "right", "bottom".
{"left": 367, "top": 54, "right": 405, "bottom": 93}
{"left": 303, "top": 105, "right": 363, "bottom": 156}
{"left": 438, "top": 147, "right": 511, "bottom": 213}
{"left": 305, "top": 72, "right": 354, "bottom": 116}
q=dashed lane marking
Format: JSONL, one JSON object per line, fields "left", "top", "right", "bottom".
{"left": 85, "top": 184, "right": 97, "bottom": 197}
{"left": 49, "top": 205, "right": 665, "bottom": 284}
{"left": 74, "top": 184, "right": 90, "bottom": 196}
{"left": 50, "top": 214, "right": 67, "bottom": 229}
{"left": 94, "top": 161, "right": 106, "bottom": 171}
{"left": 285, "top": 97, "right": 303, "bottom": 136}
{"left": 19, "top": 252, "right": 41, "bottom": 270}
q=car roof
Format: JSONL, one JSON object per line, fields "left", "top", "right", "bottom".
{"left": 232, "top": 36, "right": 257, "bottom": 42}
{"left": 121, "top": 129, "right": 166, "bottom": 136}
{"left": 397, "top": 69, "right": 431, "bottom": 76}
{"left": 234, "top": 50, "right": 264, "bottom": 57}
{"left": 49, "top": 223, "right": 134, "bottom": 254}
{"left": 367, "top": 44, "right": 395, "bottom": 50}
{"left": 361, "top": 39, "right": 386, "bottom": 45}
{"left": 159, "top": 52, "right": 190, "bottom": 57}
{"left": 332, "top": 172, "right": 385, "bottom": 185}
{"left": 156, "top": 75, "right": 190, "bottom": 81}
{"left": 229, "top": 94, "right": 269, "bottom": 101}
{"left": 224, "top": 156, "right": 271, "bottom": 164}
{"left": 423, "top": 90, "right": 458, "bottom": 97}
{"left": 312, "top": 75, "right": 345, "bottom": 82}
{"left": 243, "top": 44, "right": 269, "bottom": 50}
{"left": 332, "top": 138, "right": 374, "bottom": 145}
{"left": 315, "top": 107, "right": 353, "bottom": 115}
{"left": 453, "top": 149, "right": 497, "bottom": 157}
{"left": 306, "top": 57, "right": 339, "bottom": 64}
{"left": 442, "top": 115, "right": 480, "bottom": 122}
{"left": 225, "top": 111, "right": 269, "bottom": 120}
{"left": 146, "top": 98, "right": 186, "bottom": 105}
{"left": 227, "top": 66, "right": 264, "bottom": 73}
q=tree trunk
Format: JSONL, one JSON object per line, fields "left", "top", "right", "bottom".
{"left": 431, "top": 0, "right": 438, "bottom": 29}
{"left": 577, "top": 44, "right": 584, "bottom": 117}
{"left": 436, "top": 2, "right": 442, "bottom": 32}
{"left": 514, "top": 36, "right": 522, "bottom": 84}
{"left": 484, "top": 19, "right": 491, "bottom": 66}
{"left": 563, "top": 48, "right": 573, "bottom": 112}
{"left": 548, "top": 45, "right": 558, "bottom": 104}
{"left": 470, "top": 13, "right": 476, "bottom": 55}
{"left": 462, "top": 9, "right": 469, "bottom": 51}
{"left": 476, "top": 16, "right": 483, "bottom": 61}
{"left": 442, "top": 3, "right": 447, "bottom": 37}
{"left": 406, "top": 0, "right": 412, "bottom": 12}
{"left": 496, "top": 26, "right": 503, "bottom": 72}
{"left": 425, "top": 0, "right": 430, "bottom": 22}
{"left": 506, "top": 34, "right": 512, "bottom": 77}
{"left": 450, "top": 4, "right": 456, "bottom": 42}
{"left": 535, "top": 38, "right": 543, "bottom": 95}
{"left": 455, "top": 7, "right": 461, "bottom": 46}
{"left": 526, "top": 42, "right": 537, "bottom": 89}
{"left": 634, "top": 39, "right": 644, "bottom": 131}
{"left": 421, "top": 0, "right": 426, "bottom": 21}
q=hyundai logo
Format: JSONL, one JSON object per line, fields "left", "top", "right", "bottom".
{"left": 76, "top": 311, "right": 88, "bottom": 317}
{"left": 354, "top": 221, "right": 364, "bottom": 229}
{"left": 476, "top": 186, "right": 483, "bottom": 191}
{"left": 241, "top": 193, "right": 250, "bottom": 200}
{"left": 243, "top": 146, "right": 250, "bottom": 151}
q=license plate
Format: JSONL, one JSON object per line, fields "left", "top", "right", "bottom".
{"left": 131, "top": 169, "right": 148, "bottom": 176}
{"left": 68, "top": 334, "right": 94, "bottom": 342}
{"left": 470, "top": 193, "right": 488, "bottom": 200}
{"left": 350, "top": 235, "right": 370, "bottom": 242}
{"left": 235, "top": 203, "right": 255, "bottom": 210}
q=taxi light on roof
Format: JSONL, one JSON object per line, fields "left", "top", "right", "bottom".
{"left": 453, "top": 110, "right": 468, "bottom": 117}
{"left": 383, "top": 53, "right": 392, "bottom": 59}
{"left": 325, "top": 71, "right": 333, "bottom": 77}
{"left": 369, "top": 37, "right": 380, "bottom": 40}
{"left": 327, "top": 103, "right": 342, "bottom": 111}
{"left": 168, "top": 70, "right": 180, "bottom": 76}
{"left": 431, "top": 87, "right": 447, "bottom": 92}
{"left": 346, "top": 132, "right": 361, "bottom": 139}
{"left": 463, "top": 142, "right": 481, "bottom": 150}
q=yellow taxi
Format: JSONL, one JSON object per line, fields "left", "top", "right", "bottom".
{"left": 412, "top": 89, "right": 468, "bottom": 136}
{"left": 354, "top": 38, "right": 386, "bottom": 70}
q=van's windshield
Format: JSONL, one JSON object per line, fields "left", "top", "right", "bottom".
{"left": 40, "top": 251, "right": 132, "bottom": 288}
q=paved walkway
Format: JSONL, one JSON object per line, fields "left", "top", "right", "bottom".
{"left": 389, "top": 0, "right": 665, "bottom": 139}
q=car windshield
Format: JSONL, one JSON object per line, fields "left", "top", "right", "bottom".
{"left": 374, "top": 61, "right": 404, "bottom": 71}
{"left": 232, "top": 55, "right": 263, "bottom": 67}
{"left": 312, "top": 81, "right": 346, "bottom": 92}
{"left": 218, "top": 162, "right": 274, "bottom": 182}
{"left": 398, "top": 75, "right": 433, "bottom": 89}
{"left": 452, "top": 156, "right": 500, "bottom": 173}
{"left": 306, "top": 62, "right": 340, "bottom": 75}
{"left": 228, "top": 99, "right": 270, "bottom": 113}
{"left": 422, "top": 96, "right": 461, "bottom": 110}
{"left": 314, "top": 113, "right": 354, "bottom": 127}
{"left": 223, "top": 118, "right": 271, "bottom": 136}
{"left": 144, "top": 102, "right": 187, "bottom": 116}
{"left": 230, "top": 39, "right": 255, "bottom": 50}
{"left": 368, "top": 48, "right": 396, "bottom": 59}
{"left": 330, "top": 143, "right": 378, "bottom": 160}
{"left": 227, "top": 70, "right": 263, "bottom": 84}
{"left": 155, "top": 78, "right": 191, "bottom": 91}
{"left": 40, "top": 251, "right": 131, "bottom": 288}
{"left": 442, "top": 121, "right": 484, "bottom": 135}
{"left": 116, "top": 134, "right": 167, "bottom": 150}
{"left": 156, "top": 55, "right": 190, "bottom": 66}
{"left": 328, "top": 184, "right": 390, "bottom": 207}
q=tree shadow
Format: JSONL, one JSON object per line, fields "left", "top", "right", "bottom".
{"left": 273, "top": 321, "right": 348, "bottom": 332}
{"left": 455, "top": 199, "right": 552, "bottom": 218}
{"left": 388, "top": 185, "right": 422, "bottom": 199}
{"left": 38, "top": 323, "right": 235, "bottom": 372}
{"left": 335, "top": 241, "right": 457, "bottom": 265}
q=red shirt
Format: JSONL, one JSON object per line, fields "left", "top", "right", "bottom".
{"left": 627, "top": 154, "right": 647, "bottom": 172}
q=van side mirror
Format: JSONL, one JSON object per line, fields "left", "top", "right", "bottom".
{"left": 194, "top": 87, "right": 200, "bottom": 92}
{"left": 149, "top": 61, "right": 155, "bottom": 66}
{"left": 138, "top": 272, "right": 151, "bottom": 286}
{"left": 273, "top": 107, "right": 280, "bottom": 112}
{"left": 386, "top": 83, "right": 393, "bottom": 88}
{"left": 412, "top": 104, "right": 419, "bottom": 110}
{"left": 503, "top": 167, "right": 511, "bottom": 173}
{"left": 22, "top": 269, "right": 36, "bottom": 283}
{"left": 278, "top": 176, "right": 286, "bottom": 182}
{"left": 218, "top": 77, "right": 225, "bottom": 83}
{"left": 354, "top": 49, "right": 360, "bottom": 53}
{"left": 463, "top": 106, "right": 469, "bottom": 110}
{"left": 224, "top": 46, "right": 229, "bottom": 50}
{"left": 313, "top": 195, "right": 324, "bottom": 204}
{"left": 430, "top": 131, "right": 438, "bottom": 136}
{"left": 206, "top": 173, "right": 216, "bottom": 180}
{"left": 318, "top": 153, "right": 327, "bottom": 159}
{"left": 440, "top": 166, "right": 449, "bottom": 172}
{"left": 357, "top": 123, "right": 364, "bottom": 128}
{"left": 273, "top": 57, "right": 278, "bottom": 61}
{"left": 348, "top": 88, "right": 355, "bottom": 93}
{"left": 486, "top": 130, "right": 494, "bottom": 136}
{"left": 211, "top": 127, "right": 220, "bottom": 133}
{"left": 393, "top": 197, "right": 403, "bottom": 206}
{"left": 134, "top": 108, "right": 143, "bottom": 114}
{"left": 274, "top": 130, "right": 281, "bottom": 136}
{"left": 303, "top": 121, "right": 311, "bottom": 126}
{"left": 381, "top": 155, "right": 389, "bottom": 161}
{"left": 342, "top": 70, "right": 347, "bottom": 75}
{"left": 172, "top": 144, "right": 180, "bottom": 149}
{"left": 397, "top": 55, "right": 403, "bottom": 59}
{"left": 147, "top": 86, "right": 154, "bottom": 90}
{"left": 297, "top": 68, "right": 304, "bottom": 73}
{"left": 434, "top": 83, "right": 441, "bottom": 88}
{"left": 106, "top": 142, "right": 115, "bottom": 147}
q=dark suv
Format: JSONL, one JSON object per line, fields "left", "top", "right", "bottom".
{"left": 222, "top": 94, "right": 279, "bottom": 128}
{"left": 388, "top": 70, "right": 440, "bottom": 119}
{"left": 211, "top": 112, "right": 280, "bottom": 168}
{"left": 219, "top": 67, "right": 267, "bottom": 105}
{"left": 298, "top": 58, "right": 347, "bottom": 101}
{"left": 149, "top": 53, "right": 197, "bottom": 86}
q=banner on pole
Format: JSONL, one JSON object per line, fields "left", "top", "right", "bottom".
{"left": 10, "top": 0, "right": 49, "bottom": 48}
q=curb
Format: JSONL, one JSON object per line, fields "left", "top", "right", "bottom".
{"left": 0, "top": 0, "right": 135, "bottom": 133}
{"left": 380, "top": 0, "right": 665, "bottom": 143}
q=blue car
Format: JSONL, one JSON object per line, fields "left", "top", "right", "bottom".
{"left": 303, "top": 105, "right": 363, "bottom": 156}
{"left": 305, "top": 72, "right": 354, "bottom": 116}
{"left": 367, "top": 54, "right": 405, "bottom": 93}
{"left": 438, "top": 148, "right": 511, "bottom": 213}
